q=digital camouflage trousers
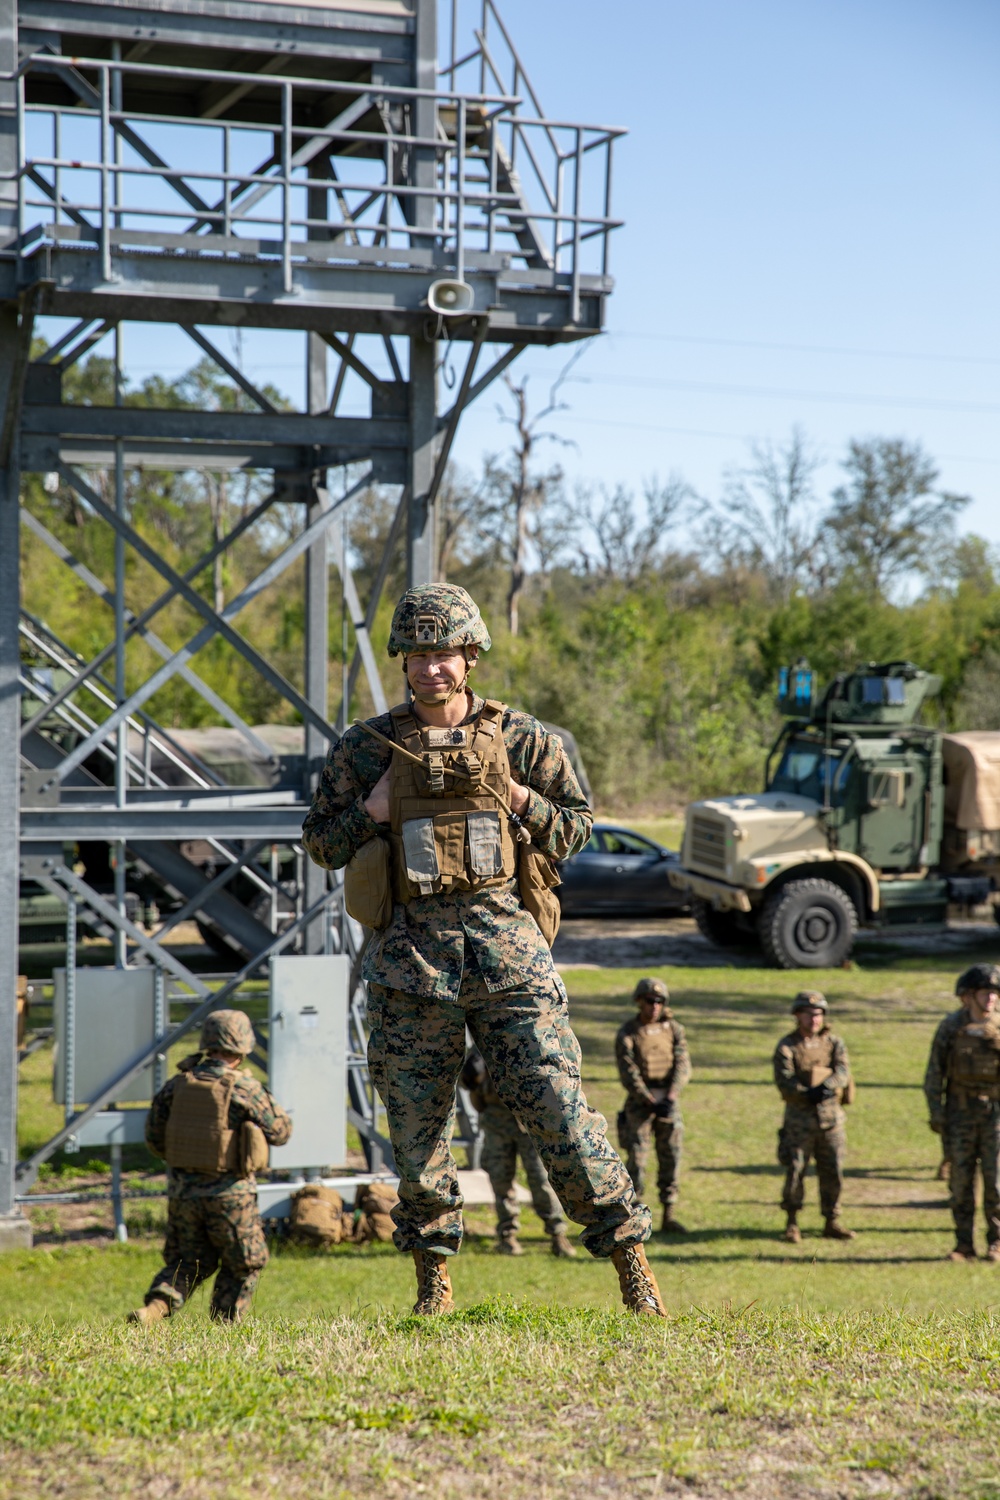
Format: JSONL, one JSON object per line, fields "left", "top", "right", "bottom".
{"left": 947, "top": 1096, "right": 1000, "bottom": 1250}
{"left": 146, "top": 1186, "right": 268, "bottom": 1321}
{"left": 478, "top": 1103, "right": 568, "bottom": 1240}
{"left": 778, "top": 1106, "right": 846, "bottom": 1221}
{"left": 366, "top": 960, "right": 650, "bottom": 1258}
{"left": 617, "top": 1098, "right": 683, "bottom": 1209}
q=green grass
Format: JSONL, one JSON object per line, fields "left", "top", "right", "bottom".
{"left": 7, "top": 946, "right": 1000, "bottom": 1497}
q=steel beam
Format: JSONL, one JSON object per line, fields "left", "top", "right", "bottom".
{"left": 407, "top": 335, "right": 439, "bottom": 584}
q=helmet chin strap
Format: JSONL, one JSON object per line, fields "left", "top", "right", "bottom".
{"left": 406, "top": 648, "right": 478, "bottom": 706}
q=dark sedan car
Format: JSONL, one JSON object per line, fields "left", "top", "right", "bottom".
{"left": 557, "top": 823, "right": 690, "bottom": 916}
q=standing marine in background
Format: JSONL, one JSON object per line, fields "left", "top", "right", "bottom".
{"left": 773, "top": 991, "right": 855, "bottom": 1244}
{"left": 302, "top": 584, "right": 664, "bottom": 1317}
{"left": 127, "top": 1009, "right": 292, "bottom": 1324}
{"left": 615, "top": 977, "right": 691, "bottom": 1233}
{"left": 924, "top": 963, "right": 1000, "bottom": 1262}
{"left": 460, "top": 1046, "right": 576, "bottom": 1258}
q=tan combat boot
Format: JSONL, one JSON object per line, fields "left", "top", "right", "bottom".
{"left": 610, "top": 1243, "right": 667, "bottom": 1317}
{"left": 497, "top": 1234, "right": 523, "bottom": 1256}
{"left": 936, "top": 1159, "right": 951, "bottom": 1182}
{"left": 823, "top": 1219, "right": 856, "bottom": 1241}
{"left": 986, "top": 1242, "right": 1000, "bottom": 1264}
{"left": 550, "top": 1231, "right": 576, "bottom": 1259}
{"left": 411, "top": 1250, "right": 454, "bottom": 1315}
{"left": 948, "top": 1246, "right": 977, "bottom": 1263}
{"left": 783, "top": 1215, "right": 801, "bottom": 1244}
{"left": 126, "top": 1296, "right": 170, "bottom": 1326}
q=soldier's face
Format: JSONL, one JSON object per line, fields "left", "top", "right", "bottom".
{"left": 638, "top": 997, "right": 665, "bottom": 1023}
{"left": 406, "top": 648, "right": 469, "bottom": 702}
{"left": 798, "top": 1006, "right": 825, "bottom": 1036}
{"left": 972, "top": 987, "right": 999, "bottom": 1019}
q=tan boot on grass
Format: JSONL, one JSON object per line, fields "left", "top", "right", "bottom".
{"left": 126, "top": 1297, "right": 170, "bottom": 1327}
{"left": 550, "top": 1232, "right": 576, "bottom": 1259}
{"left": 610, "top": 1243, "right": 667, "bottom": 1317}
{"left": 783, "top": 1216, "right": 801, "bottom": 1244}
{"left": 411, "top": 1250, "right": 454, "bottom": 1315}
{"left": 497, "top": 1234, "right": 523, "bottom": 1256}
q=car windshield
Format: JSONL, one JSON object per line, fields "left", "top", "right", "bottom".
{"left": 601, "top": 831, "right": 658, "bottom": 856}
{"left": 770, "top": 740, "right": 846, "bottom": 803}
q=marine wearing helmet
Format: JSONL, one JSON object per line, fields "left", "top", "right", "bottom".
{"left": 302, "top": 582, "right": 664, "bottom": 1318}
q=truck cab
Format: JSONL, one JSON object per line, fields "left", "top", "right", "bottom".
{"left": 669, "top": 661, "right": 988, "bottom": 968}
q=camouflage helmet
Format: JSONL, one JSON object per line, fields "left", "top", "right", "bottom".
{"left": 955, "top": 964, "right": 1000, "bottom": 997}
{"left": 634, "top": 977, "right": 669, "bottom": 1004}
{"left": 791, "top": 990, "right": 828, "bottom": 1013}
{"left": 200, "top": 1009, "right": 255, "bottom": 1055}
{"left": 387, "top": 584, "right": 492, "bottom": 658}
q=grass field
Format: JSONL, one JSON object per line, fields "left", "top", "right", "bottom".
{"left": 6, "top": 940, "right": 1000, "bottom": 1498}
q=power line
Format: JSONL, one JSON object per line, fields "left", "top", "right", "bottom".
{"left": 566, "top": 373, "right": 1000, "bottom": 415}
{"left": 606, "top": 330, "right": 1000, "bottom": 368}
{"left": 555, "top": 414, "right": 1000, "bottom": 467}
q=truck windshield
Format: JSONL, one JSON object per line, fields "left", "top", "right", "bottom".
{"left": 770, "top": 741, "right": 845, "bottom": 802}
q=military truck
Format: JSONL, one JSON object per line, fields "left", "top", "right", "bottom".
{"left": 669, "top": 660, "right": 1000, "bottom": 968}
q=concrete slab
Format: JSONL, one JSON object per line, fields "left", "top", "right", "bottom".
{"left": 0, "top": 1214, "right": 33, "bottom": 1252}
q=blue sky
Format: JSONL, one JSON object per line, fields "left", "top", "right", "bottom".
{"left": 37, "top": 1, "right": 1000, "bottom": 549}
{"left": 451, "top": 0, "right": 1000, "bottom": 547}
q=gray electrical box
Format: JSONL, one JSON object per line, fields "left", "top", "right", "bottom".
{"left": 268, "top": 955, "right": 349, "bottom": 1173}
{"left": 53, "top": 967, "right": 158, "bottom": 1106}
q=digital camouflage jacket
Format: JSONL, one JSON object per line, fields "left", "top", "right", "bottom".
{"left": 615, "top": 1014, "right": 691, "bottom": 1107}
{"left": 773, "top": 1027, "right": 850, "bottom": 1130}
{"left": 301, "top": 693, "right": 592, "bottom": 999}
{"left": 924, "top": 1008, "right": 1000, "bottom": 1124}
{"left": 146, "top": 1054, "right": 293, "bottom": 1198}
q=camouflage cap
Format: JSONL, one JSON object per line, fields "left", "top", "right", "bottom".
{"left": 634, "top": 976, "right": 669, "bottom": 1004}
{"left": 791, "top": 990, "right": 828, "bottom": 1012}
{"left": 956, "top": 964, "right": 1000, "bottom": 997}
{"left": 387, "top": 584, "right": 492, "bottom": 658}
{"left": 200, "top": 1009, "right": 256, "bottom": 1055}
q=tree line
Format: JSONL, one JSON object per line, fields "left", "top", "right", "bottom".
{"left": 21, "top": 350, "right": 1000, "bottom": 813}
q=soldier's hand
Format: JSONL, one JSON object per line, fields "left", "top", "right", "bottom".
{"left": 509, "top": 779, "right": 530, "bottom": 816}
{"left": 806, "top": 1081, "right": 835, "bottom": 1105}
{"left": 363, "top": 768, "right": 392, "bottom": 825}
{"left": 653, "top": 1097, "right": 675, "bottom": 1119}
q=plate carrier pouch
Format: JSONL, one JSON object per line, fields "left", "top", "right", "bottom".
{"left": 949, "top": 1022, "right": 1000, "bottom": 1101}
{"left": 789, "top": 1032, "right": 853, "bottom": 1108}
{"left": 344, "top": 834, "right": 393, "bottom": 930}
{"left": 388, "top": 700, "right": 518, "bottom": 901}
{"left": 634, "top": 1020, "right": 676, "bottom": 1087}
{"left": 242, "top": 1120, "right": 270, "bottom": 1175}
{"left": 290, "top": 1183, "right": 344, "bottom": 1246}
{"left": 163, "top": 1069, "right": 242, "bottom": 1174}
{"left": 518, "top": 842, "right": 561, "bottom": 948}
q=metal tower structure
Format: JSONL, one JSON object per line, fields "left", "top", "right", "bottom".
{"left": 0, "top": 0, "right": 623, "bottom": 1245}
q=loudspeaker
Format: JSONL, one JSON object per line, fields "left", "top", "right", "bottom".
{"left": 426, "top": 279, "right": 475, "bottom": 316}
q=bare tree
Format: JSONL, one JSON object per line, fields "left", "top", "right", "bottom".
{"left": 574, "top": 474, "right": 694, "bottom": 585}
{"left": 702, "top": 428, "right": 824, "bottom": 602}
{"left": 824, "top": 437, "right": 969, "bottom": 594}
{"left": 478, "top": 357, "right": 581, "bottom": 634}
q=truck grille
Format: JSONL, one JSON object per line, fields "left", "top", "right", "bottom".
{"left": 690, "top": 815, "right": 728, "bottom": 873}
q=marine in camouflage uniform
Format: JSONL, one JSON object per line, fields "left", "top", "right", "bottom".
{"left": 302, "top": 584, "right": 663, "bottom": 1317}
{"left": 127, "top": 1010, "right": 292, "bottom": 1324}
{"left": 773, "top": 991, "right": 855, "bottom": 1243}
{"left": 460, "top": 1047, "right": 575, "bottom": 1257}
{"left": 924, "top": 963, "right": 1000, "bottom": 1262}
{"left": 615, "top": 977, "right": 691, "bottom": 1234}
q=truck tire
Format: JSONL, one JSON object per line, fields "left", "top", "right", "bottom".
{"left": 759, "top": 878, "right": 858, "bottom": 969}
{"left": 692, "top": 898, "right": 756, "bottom": 950}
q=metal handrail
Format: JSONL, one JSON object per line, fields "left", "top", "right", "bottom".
{"left": 13, "top": 48, "right": 622, "bottom": 293}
